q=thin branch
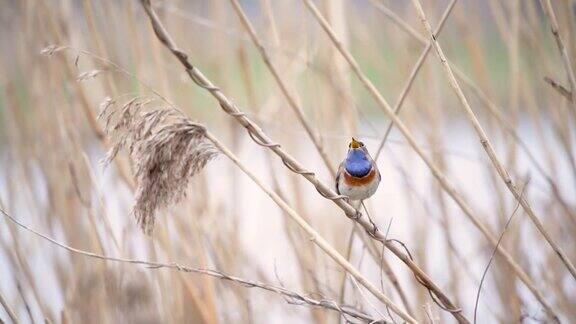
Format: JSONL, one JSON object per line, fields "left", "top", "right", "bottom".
{"left": 473, "top": 183, "right": 527, "bottom": 324}
{"left": 539, "top": 0, "right": 576, "bottom": 110}
{"left": 348, "top": 275, "right": 389, "bottom": 323}
{"left": 544, "top": 76, "right": 573, "bottom": 102}
{"left": 338, "top": 224, "right": 356, "bottom": 307}
{"left": 0, "top": 291, "right": 19, "bottom": 324}
{"left": 0, "top": 206, "right": 381, "bottom": 323}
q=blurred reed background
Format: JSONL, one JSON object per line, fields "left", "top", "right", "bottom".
{"left": 0, "top": 0, "right": 575, "bottom": 323}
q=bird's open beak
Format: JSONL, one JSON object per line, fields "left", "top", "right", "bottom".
{"left": 350, "top": 137, "right": 361, "bottom": 149}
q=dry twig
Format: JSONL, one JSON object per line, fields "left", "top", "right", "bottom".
{"left": 0, "top": 290, "right": 19, "bottom": 324}
{"left": 539, "top": 0, "right": 576, "bottom": 111}
{"left": 473, "top": 183, "right": 527, "bottom": 324}
{"left": 544, "top": 76, "right": 573, "bottom": 102}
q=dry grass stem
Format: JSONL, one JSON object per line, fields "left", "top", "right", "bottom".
{"left": 473, "top": 182, "right": 527, "bottom": 324}
{"left": 538, "top": 0, "right": 576, "bottom": 112}
{"left": 545, "top": 76, "right": 573, "bottom": 102}
{"left": 0, "top": 290, "right": 19, "bottom": 324}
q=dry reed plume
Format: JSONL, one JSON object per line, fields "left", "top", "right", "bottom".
{"left": 99, "top": 102, "right": 218, "bottom": 234}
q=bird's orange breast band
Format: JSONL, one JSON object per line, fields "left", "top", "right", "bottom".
{"left": 343, "top": 168, "right": 376, "bottom": 186}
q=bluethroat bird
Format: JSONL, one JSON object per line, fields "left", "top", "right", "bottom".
{"left": 336, "top": 138, "right": 381, "bottom": 205}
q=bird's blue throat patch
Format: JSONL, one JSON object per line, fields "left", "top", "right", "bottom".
{"left": 345, "top": 149, "right": 372, "bottom": 177}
